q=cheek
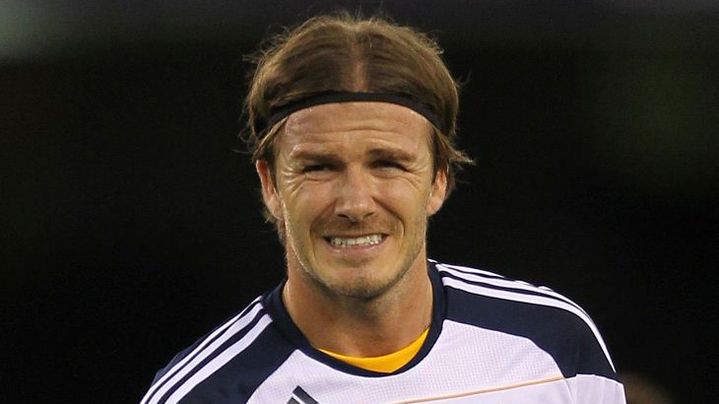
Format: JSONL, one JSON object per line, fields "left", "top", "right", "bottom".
{"left": 282, "top": 183, "right": 333, "bottom": 221}
{"left": 381, "top": 179, "right": 430, "bottom": 213}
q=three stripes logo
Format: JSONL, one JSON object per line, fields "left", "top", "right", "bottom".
{"left": 287, "top": 386, "right": 319, "bottom": 404}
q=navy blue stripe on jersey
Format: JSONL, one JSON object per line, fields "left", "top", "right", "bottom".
{"left": 153, "top": 313, "right": 271, "bottom": 403}
{"left": 143, "top": 298, "right": 264, "bottom": 403}
{"left": 142, "top": 300, "right": 268, "bottom": 404}
{"left": 436, "top": 264, "right": 587, "bottom": 315}
{"left": 292, "top": 386, "right": 320, "bottom": 404}
{"left": 441, "top": 276, "right": 618, "bottom": 381}
{"left": 438, "top": 271, "right": 614, "bottom": 371}
{"left": 176, "top": 317, "right": 297, "bottom": 403}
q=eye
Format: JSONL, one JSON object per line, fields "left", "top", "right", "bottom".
{"left": 302, "top": 163, "right": 336, "bottom": 174}
{"left": 302, "top": 164, "right": 327, "bottom": 173}
{"left": 374, "top": 160, "right": 405, "bottom": 170}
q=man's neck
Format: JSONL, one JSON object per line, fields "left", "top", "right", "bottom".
{"left": 282, "top": 258, "right": 433, "bottom": 358}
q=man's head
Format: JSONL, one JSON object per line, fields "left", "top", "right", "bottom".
{"left": 244, "top": 13, "right": 472, "bottom": 210}
{"left": 243, "top": 13, "right": 472, "bottom": 299}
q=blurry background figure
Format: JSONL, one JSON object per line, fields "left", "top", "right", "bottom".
{"left": 623, "top": 372, "right": 675, "bottom": 404}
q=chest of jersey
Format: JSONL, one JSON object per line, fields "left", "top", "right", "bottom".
{"left": 248, "top": 321, "right": 572, "bottom": 403}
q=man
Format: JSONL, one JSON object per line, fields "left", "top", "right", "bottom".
{"left": 141, "top": 14, "right": 626, "bottom": 403}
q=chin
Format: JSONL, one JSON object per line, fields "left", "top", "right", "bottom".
{"left": 328, "top": 281, "right": 391, "bottom": 301}
{"left": 319, "top": 269, "right": 407, "bottom": 301}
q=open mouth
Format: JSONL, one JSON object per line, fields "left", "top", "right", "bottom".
{"left": 323, "top": 234, "right": 386, "bottom": 248}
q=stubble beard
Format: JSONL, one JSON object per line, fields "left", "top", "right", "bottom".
{"left": 284, "top": 215, "right": 429, "bottom": 302}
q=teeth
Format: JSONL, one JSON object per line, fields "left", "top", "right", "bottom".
{"left": 329, "top": 234, "right": 383, "bottom": 248}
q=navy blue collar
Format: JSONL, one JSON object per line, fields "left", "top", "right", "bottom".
{"left": 261, "top": 260, "right": 446, "bottom": 377}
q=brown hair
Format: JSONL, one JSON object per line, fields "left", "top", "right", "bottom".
{"left": 242, "top": 13, "right": 473, "bottom": 225}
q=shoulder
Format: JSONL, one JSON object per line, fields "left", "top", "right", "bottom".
{"left": 140, "top": 295, "right": 291, "bottom": 404}
{"left": 431, "top": 260, "right": 618, "bottom": 381}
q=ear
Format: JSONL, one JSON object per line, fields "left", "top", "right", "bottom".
{"left": 426, "top": 169, "right": 448, "bottom": 215}
{"left": 256, "top": 160, "right": 283, "bottom": 220}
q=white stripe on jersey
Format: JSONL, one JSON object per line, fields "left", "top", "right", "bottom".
{"left": 142, "top": 300, "right": 265, "bottom": 404}
{"left": 441, "top": 276, "right": 616, "bottom": 372}
{"left": 164, "top": 314, "right": 273, "bottom": 404}
{"left": 430, "top": 260, "right": 507, "bottom": 279}
{"left": 437, "top": 264, "right": 588, "bottom": 315}
{"left": 389, "top": 375, "right": 566, "bottom": 403}
{"left": 437, "top": 262, "right": 556, "bottom": 292}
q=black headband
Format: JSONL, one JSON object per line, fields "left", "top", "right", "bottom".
{"left": 255, "top": 91, "right": 445, "bottom": 136}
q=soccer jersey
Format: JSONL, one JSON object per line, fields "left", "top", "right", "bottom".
{"left": 140, "top": 260, "right": 626, "bottom": 403}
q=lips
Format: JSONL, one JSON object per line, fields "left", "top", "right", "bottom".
{"left": 322, "top": 233, "right": 388, "bottom": 248}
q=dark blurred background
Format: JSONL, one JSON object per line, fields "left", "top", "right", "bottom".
{"left": 2, "top": 1, "right": 717, "bottom": 402}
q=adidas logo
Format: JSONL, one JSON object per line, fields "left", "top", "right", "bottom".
{"left": 286, "top": 386, "right": 319, "bottom": 404}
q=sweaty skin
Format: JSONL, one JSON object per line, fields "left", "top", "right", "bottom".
{"left": 256, "top": 102, "right": 447, "bottom": 357}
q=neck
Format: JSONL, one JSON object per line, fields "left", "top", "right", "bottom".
{"left": 283, "top": 253, "right": 433, "bottom": 357}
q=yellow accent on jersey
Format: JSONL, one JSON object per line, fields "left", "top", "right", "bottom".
{"left": 319, "top": 327, "right": 430, "bottom": 373}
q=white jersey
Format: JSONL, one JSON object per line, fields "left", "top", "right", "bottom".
{"left": 141, "top": 260, "right": 626, "bottom": 403}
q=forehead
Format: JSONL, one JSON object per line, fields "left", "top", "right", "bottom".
{"left": 278, "top": 102, "right": 433, "bottom": 154}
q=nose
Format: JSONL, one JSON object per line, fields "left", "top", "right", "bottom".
{"left": 333, "top": 165, "right": 376, "bottom": 222}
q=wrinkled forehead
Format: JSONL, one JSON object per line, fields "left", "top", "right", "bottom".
{"left": 275, "top": 102, "right": 435, "bottom": 159}
{"left": 285, "top": 101, "right": 432, "bottom": 136}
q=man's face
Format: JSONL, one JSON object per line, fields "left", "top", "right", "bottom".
{"left": 257, "top": 102, "right": 447, "bottom": 300}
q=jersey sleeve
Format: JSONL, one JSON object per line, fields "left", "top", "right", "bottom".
{"left": 562, "top": 306, "right": 626, "bottom": 403}
{"left": 567, "top": 373, "right": 626, "bottom": 403}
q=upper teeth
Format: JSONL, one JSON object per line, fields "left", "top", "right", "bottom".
{"left": 330, "top": 234, "right": 383, "bottom": 247}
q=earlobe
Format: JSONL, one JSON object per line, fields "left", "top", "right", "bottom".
{"left": 426, "top": 169, "right": 448, "bottom": 215}
{"left": 256, "top": 160, "right": 283, "bottom": 220}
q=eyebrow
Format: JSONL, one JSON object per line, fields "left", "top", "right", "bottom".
{"left": 367, "top": 147, "right": 415, "bottom": 162}
{"left": 288, "top": 149, "right": 339, "bottom": 162}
